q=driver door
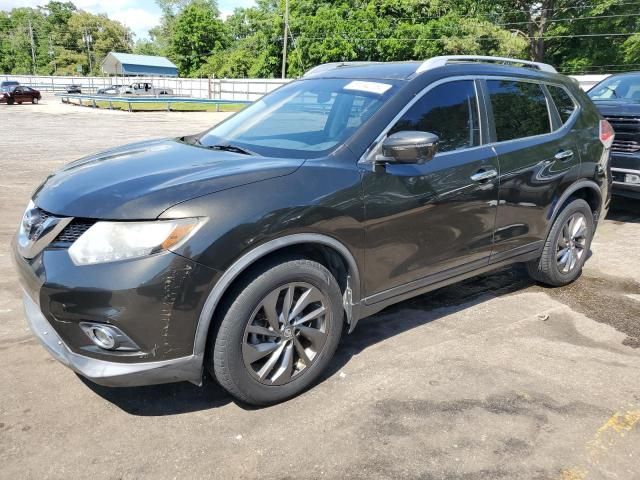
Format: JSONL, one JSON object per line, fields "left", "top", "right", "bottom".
{"left": 361, "top": 79, "right": 499, "bottom": 299}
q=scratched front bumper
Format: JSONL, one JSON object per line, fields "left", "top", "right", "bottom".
{"left": 13, "top": 243, "right": 218, "bottom": 369}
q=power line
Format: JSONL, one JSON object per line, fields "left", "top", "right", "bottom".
{"left": 298, "top": 32, "right": 640, "bottom": 42}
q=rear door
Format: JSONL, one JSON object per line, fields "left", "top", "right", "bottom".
{"left": 485, "top": 78, "right": 581, "bottom": 260}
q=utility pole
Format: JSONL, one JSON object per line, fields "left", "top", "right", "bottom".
{"left": 83, "top": 30, "right": 93, "bottom": 73}
{"left": 49, "top": 35, "right": 56, "bottom": 74}
{"left": 28, "top": 19, "right": 36, "bottom": 74}
{"left": 281, "top": 0, "right": 289, "bottom": 79}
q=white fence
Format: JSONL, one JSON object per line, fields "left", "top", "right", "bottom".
{"left": 571, "top": 74, "right": 608, "bottom": 91}
{"left": 0, "top": 74, "right": 290, "bottom": 100}
{"left": 0, "top": 73, "right": 607, "bottom": 100}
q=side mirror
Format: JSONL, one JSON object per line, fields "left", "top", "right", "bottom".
{"left": 380, "top": 131, "right": 439, "bottom": 164}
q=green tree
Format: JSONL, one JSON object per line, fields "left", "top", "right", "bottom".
{"left": 169, "top": 0, "right": 228, "bottom": 76}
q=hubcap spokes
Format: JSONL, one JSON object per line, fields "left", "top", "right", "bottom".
{"left": 556, "top": 213, "right": 588, "bottom": 273}
{"left": 242, "top": 282, "right": 329, "bottom": 385}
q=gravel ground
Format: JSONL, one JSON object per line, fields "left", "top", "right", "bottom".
{"left": 1, "top": 95, "right": 639, "bottom": 480}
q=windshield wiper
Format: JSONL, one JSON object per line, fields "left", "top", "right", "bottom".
{"left": 208, "top": 143, "right": 255, "bottom": 155}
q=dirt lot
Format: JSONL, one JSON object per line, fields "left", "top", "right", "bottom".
{"left": 1, "top": 95, "right": 639, "bottom": 480}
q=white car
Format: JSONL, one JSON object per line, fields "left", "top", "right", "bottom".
{"left": 119, "top": 82, "right": 173, "bottom": 96}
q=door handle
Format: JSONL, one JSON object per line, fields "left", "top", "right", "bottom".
{"left": 554, "top": 150, "right": 574, "bottom": 161}
{"left": 470, "top": 169, "right": 498, "bottom": 182}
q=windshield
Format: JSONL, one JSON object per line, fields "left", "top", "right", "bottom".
{"left": 199, "top": 78, "right": 398, "bottom": 158}
{"left": 588, "top": 74, "right": 640, "bottom": 101}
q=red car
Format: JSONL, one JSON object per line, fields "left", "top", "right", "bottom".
{"left": 1, "top": 85, "right": 41, "bottom": 105}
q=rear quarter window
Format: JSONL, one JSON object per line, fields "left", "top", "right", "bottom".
{"left": 547, "top": 85, "right": 577, "bottom": 125}
{"left": 487, "top": 80, "right": 551, "bottom": 142}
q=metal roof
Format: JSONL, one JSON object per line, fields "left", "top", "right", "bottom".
{"left": 106, "top": 52, "right": 177, "bottom": 69}
{"left": 101, "top": 52, "right": 178, "bottom": 76}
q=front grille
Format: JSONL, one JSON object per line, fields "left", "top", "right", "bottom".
{"left": 54, "top": 219, "right": 96, "bottom": 244}
{"left": 604, "top": 116, "right": 640, "bottom": 153}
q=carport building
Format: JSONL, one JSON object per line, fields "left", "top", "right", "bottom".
{"left": 101, "top": 52, "right": 178, "bottom": 77}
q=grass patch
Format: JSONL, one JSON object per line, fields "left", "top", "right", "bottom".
{"left": 88, "top": 100, "right": 246, "bottom": 112}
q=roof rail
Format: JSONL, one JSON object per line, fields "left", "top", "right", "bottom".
{"left": 303, "top": 61, "right": 382, "bottom": 77}
{"left": 415, "top": 55, "right": 557, "bottom": 74}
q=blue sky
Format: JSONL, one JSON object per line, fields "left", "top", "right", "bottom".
{"left": 0, "top": 0, "right": 256, "bottom": 40}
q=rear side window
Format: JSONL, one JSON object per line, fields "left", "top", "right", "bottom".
{"left": 547, "top": 85, "right": 577, "bottom": 125}
{"left": 487, "top": 80, "right": 551, "bottom": 142}
{"left": 389, "top": 80, "right": 480, "bottom": 153}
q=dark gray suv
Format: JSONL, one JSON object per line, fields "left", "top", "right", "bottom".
{"left": 13, "top": 56, "right": 612, "bottom": 405}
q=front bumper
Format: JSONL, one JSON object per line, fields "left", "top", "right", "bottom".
{"left": 13, "top": 239, "right": 220, "bottom": 387}
{"left": 611, "top": 153, "right": 640, "bottom": 199}
{"left": 23, "top": 292, "right": 203, "bottom": 386}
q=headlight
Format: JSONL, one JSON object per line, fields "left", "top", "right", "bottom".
{"left": 68, "top": 218, "right": 202, "bottom": 266}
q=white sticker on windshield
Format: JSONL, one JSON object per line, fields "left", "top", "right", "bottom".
{"left": 343, "top": 80, "right": 392, "bottom": 95}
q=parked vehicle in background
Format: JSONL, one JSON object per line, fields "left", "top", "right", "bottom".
{"left": 1, "top": 85, "right": 41, "bottom": 105}
{"left": 119, "top": 82, "right": 173, "bottom": 96}
{"left": 14, "top": 56, "right": 611, "bottom": 406}
{"left": 65, "top": 84, "right": 82, "bottom": 94}
{"left": 1, "top": 80, "right": 19, "bottom": 90}
{"left": 96, "top": 84, "right": 125, "bottom": 95}
{"left": 589, "top": 72, "right": 640, "bottom": 199}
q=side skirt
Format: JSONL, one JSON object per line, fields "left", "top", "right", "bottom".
{"left": 354, "top": 242, "right": 542, "bottom": 323}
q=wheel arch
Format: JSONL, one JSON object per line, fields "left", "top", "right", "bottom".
{"left": 548, "top": 180, "right": 602, "bottom": 232}
{"left": 192, "top": 234, "right": 362, "bottom": 363}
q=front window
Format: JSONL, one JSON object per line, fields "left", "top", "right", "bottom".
{"left": 388, "top": 80, "right": 480, "bottom": 153}
{"left": 200, "top": 78, "right": 398, "bottom": 158}
{"left": 588, "top": 74, "right": 640, "bottom": 101}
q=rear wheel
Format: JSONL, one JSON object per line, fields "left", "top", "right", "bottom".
{"left": 210, "top": 258, "right": 343, "bottom": 405}
{"left": 526, "top": 198, "right": 594, "bottom": 286}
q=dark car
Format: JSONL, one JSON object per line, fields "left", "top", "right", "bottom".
{"left": 588, "top": 72, "right": 640, "bottom": 199}
{"left": 13, "top": 56, "right": 612, "bottom": 405}
{"left": 65, "top": 84, "right": 82, "bottom": 94}
{"left": 1, "top": 85, "right": 41, "bottom": 105}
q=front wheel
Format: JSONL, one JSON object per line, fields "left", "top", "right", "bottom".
{"left": 210, "top": 258, "right": 344, "bottom": 405}
{"left": 526, "top": 198, "right": 594, "bottom": 286}
{"left": 32, "top": 97, "right": 39, "bottom": 104}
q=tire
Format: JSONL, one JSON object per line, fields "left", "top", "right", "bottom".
{"left": 32, "top": 97, "right": 38, "bottom": 104}
{"left": 526, "top": 198, "right": 594, "bottom": 287}
{"left": 7, "top": 98, "right": 14, "bottom": 105}
{"left": 17, "top": 101, "right": 22, "bottom": 105}
{"left": 211, "top": 258, "right": 344, "bottom": 405}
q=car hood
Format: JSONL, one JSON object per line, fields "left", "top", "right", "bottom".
{"left": 33, "top": 139, "right": 304, "bottom": 219}
{"left": 591, "top": 99, "right": 640, "bottom": 117}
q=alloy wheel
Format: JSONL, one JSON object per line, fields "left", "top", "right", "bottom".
{"left": 556, "top": 212, "right": 588, "bottom": 273}
{"left": 242, "top": 282, "right": 330, "bottom": 385}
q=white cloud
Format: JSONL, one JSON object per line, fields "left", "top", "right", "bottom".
{"left": 109, "top": 8, "right": 162, "bottom": 40}
{"left": 0, "top": 0, "right": 256, "bottom": 40}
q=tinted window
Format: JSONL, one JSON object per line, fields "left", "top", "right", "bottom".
{"left": 487, "top": 80, "right": 551, "bottom": 141}
{"left": 547, "top": 85, "right": 576, "bottom": 124}
{"left": 389, "top": 80, "right": 480, "bottom": 153}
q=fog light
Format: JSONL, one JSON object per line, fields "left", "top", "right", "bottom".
{"left": 89, "top": 326, "right": 118, "bottom": 350}
{"left": 625, "top": 173, "right": 640, "bottom": 185}
{"left": 79, "top": 322, "right": 140, "bottom": 351}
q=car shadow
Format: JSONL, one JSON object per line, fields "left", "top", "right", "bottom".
{"left": 322, "top": 264, "right": 535, "bottom": 382}
{"left": 79, "top": 374, "right": 232, "bottom": 416}
{"left": 607, "top": 197, "right": 640, "bottom": 223}
{"left": 84, "top": 264, "right": 536, "bottom": 416}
